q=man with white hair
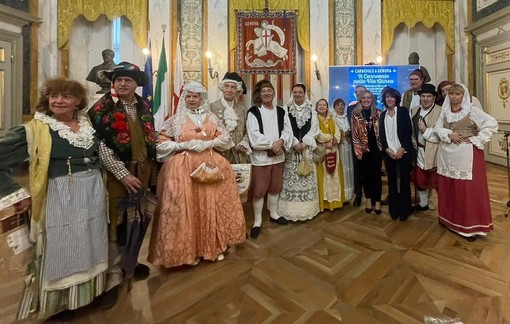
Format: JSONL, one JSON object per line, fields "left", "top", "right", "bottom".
{"left": 210, "top": 72, "right": 251, "bottom": 163}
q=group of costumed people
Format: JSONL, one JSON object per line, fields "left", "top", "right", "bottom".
{"left": 0, "top": 52, "right": 498, "bottom": 320}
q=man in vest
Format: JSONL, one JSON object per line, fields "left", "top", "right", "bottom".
{"left": 246, "top": 81, "right": 293, "bottom": 238}
{"left": 402, "top": 69, "right": 426, "bottom": 110}
{"left": 210, "top": 72, "right": 251, "bottom": 164}
{"left": 88, "top": 61, "right": 157, "bottom": 308}
{"left": 410, "top": 83, "right": 441, "bottom": 211}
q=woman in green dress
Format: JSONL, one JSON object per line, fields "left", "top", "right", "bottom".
{"left": 0, "top": 78, "right": 108, "bottom": 321}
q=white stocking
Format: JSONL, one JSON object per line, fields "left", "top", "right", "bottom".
{"left": 267, "top": 193, "right": 280, "bottom": 220}
{"left": 252, "top": 198, "right": 264, "bottom": 227}
{"left": 417, "top": 189, "right": 428, "bottom": 207}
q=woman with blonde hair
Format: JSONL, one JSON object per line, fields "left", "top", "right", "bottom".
{"left": 432, "top": 83, "right": 498, "bottom": 241}
{"left": 351, "top": 91, "right": 383, "bottom": 214}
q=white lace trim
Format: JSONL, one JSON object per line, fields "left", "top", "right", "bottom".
{"left": 220, "top": 97, "right": 238, "bottom": 132}
{"left": 437, "top": 166, "right": 472, "bottom": 180}
{"left": 34, "top": 112, "right": 96, "bottom": 149}
{"left": 278, "top": 199, "right": 319, "bottom": 222}
{"left": 287, "top": 101, "right": 313, "bottom": 128}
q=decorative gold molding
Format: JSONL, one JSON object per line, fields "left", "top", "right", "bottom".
{"left": 57, "top": 0, "right": 148, "bottom": 50}
{"left": 487, "top": 49, "right": 510, "bottom": 65}
{"left": 381, "top": 0, "right": 455, "bottom": 55}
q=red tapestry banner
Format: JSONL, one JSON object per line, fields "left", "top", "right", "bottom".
{"left": 236, "top": 11, "right": 297, "bottom": 74}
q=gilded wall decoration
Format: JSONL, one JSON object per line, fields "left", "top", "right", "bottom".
{"left": 333, "top": 0, "right": 356, "bottom": 65}
{"left": 499, "top": 78, "right": 509, "bottom": 108}
{"left": 179, "top": 0, "right": 203, "bottom": 81}
{"left": 487, "top": 48, "right": 510, "bottom": 65}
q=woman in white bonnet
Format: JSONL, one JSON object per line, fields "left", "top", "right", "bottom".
{"left": 148, "top": 81, "right": 246, "bottom": 267}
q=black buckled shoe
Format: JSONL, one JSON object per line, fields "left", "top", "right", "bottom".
{"left": 250, "top": 226, "right": 261, "bottom": 238}
{"left": 47, "top": 309, "right": 76, "bottom": 322}
{"left": 134, "top": 263, "right": 150, "bottom": 280}
{"left": 96, "top": 285, "right": 120, "bottom": 310}
{"left": 270, "top": 217, "right": 289, "bottom": 225}
{"left": 353, "top": 195, "right": 362, "bottom": 207}
{"left": 415, "top": 205, "right": 429, "bottom": 212}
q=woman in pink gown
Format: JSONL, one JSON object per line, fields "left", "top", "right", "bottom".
{"left": 148, "top": 81, "right": 246, "bottom": 267}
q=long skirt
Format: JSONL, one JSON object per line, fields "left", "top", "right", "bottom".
{"left": 148, "top": 150, "right": 246, "bottom": 267}
{"left": 316, "top": 149, "right": 345, "bottom": 212}
{"left": 339, "top": 141, "right": 354, "bottom": 201}
{"left": 278, "top": 149, "right": 319, "bottom": 221}
{"left": 437, "top": 147, "right": 493, "bottom": 236}
{"left": 20, "top": 170, "right": 108, "bottom": 320}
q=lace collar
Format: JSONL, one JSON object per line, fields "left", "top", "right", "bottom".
{"left": 444, "top": 104, "right": 471, "bottom": 123}
{"left": 287, "top": 101, "right": 313, "bottom": 128}
{"left": 34, "top": 112, "right": 96, "bottom": 149}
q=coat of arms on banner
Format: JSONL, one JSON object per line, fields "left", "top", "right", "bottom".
{"left": 236, "top": 11, "right": 297, "bottom": 74}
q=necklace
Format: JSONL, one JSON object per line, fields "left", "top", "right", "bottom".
{"left": 187, "top": 108, "right": 207, "bottom": 137}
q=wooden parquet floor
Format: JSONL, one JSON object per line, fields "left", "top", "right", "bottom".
{"left": 2, "top": 163, "right": 510, "bottom": 323}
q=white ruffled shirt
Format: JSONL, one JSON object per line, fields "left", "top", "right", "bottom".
{"left": 246, "top": 105, "right": 293, "bottom": 166}
{"left": 432, "top": 105, "right": 498, "bottom": 180}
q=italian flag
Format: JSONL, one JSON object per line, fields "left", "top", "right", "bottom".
{"left": 153, "top": 38, "right": 168, "bottom": 131}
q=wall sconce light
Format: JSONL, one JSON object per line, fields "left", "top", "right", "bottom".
{"left": 311, "top": 54, "right": 321, "bottom": 81}
{"left": 205, "top": 51, "right": 219, "bottom": 79}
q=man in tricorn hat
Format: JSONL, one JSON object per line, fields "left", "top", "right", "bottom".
{"left": 88, "top": 61, "right": 158, "bottom": 308}
{"left": 410, "top": 83, "right": 441, "bottom": 212}
{"left": 210, "top": 72, "right": 251, "bottom": 163}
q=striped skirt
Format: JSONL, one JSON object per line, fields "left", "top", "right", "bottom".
{"left": 19, "top": 169, "right": 109, "bottom": 320}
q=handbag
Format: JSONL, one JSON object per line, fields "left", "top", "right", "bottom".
{"left": 190, "top": 152, "right": 225, "bottom": 184}
{"left": 296, "top": 153, "right": 313, "bottom": 176}
{"left": 312, "top": 143, "right": 326, "bottom": 164}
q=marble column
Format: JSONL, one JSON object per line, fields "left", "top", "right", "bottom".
{"left": 362, "top": 0, "right": 381, "bottom": 65}
{"left": 309, "top": 0, "right": 330, "bottom": 103}
{"left": 37, "top": 0, "right": 59, "bottom": 87}
{"left": 206, "top": 0, "right": 229, "bottom": 103}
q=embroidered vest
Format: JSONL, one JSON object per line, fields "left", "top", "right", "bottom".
{"left": 288, "top": 112, "right": 311, "bottom": 142}
{"left": 443, "top": 113, "right": 477, "bottom": 137}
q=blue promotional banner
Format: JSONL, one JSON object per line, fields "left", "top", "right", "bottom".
{"left": 329, "top": 65, "right": 419, "bottom": 107}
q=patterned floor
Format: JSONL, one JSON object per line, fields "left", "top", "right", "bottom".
{"left": 2, "top": 163, "right": 510, "bottom": 323}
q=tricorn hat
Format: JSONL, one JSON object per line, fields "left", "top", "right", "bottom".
{"left": 417, "top": 83, "right": 438, "bottom": 96}
{"left": 103, "top": 61, "right": 148, "bottom": 86}
{"left": 221, "top": 72, "right": 247, "bottom": 94}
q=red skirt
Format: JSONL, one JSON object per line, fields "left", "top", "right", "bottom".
{"left": 437, "top": 147, "right": 493, "bottom": 235}
{"left": 412, "top": 167, "right": 438, "bottom": 189}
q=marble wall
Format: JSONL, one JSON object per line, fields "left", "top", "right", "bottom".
{"left": 32, "top": 0, "right": 474, "bottom": 111}
{"left": 206, "top": 0, "right": 228, "bottom": 103}
{"left": 39, "top": 0, "right": 172, "bottom": 105}
{"left": 386, "top": 23, "right": 447, "bottom": 85}
{"left": 309, "top": 0, "right": 330, "bottom": 102}
{"left": 362, "top": 0, "right": 382, "bottom": 65}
